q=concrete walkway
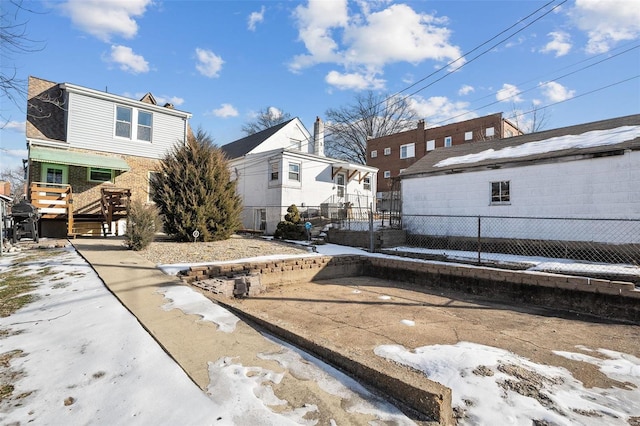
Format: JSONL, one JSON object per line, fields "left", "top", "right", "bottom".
{"left": 70, "top": 237, "right": 420, "bottom": 426}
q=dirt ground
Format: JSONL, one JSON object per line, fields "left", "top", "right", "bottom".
{"left": 213, "top": 275, "right": 640, "bottom": 393}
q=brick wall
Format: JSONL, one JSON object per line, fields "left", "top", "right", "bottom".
{"left": 367, "top": 113, "right": 514, "bottom": 194}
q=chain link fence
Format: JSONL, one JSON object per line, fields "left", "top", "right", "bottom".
{"left": 401, "top": 214, "right": 640, "bottom": 281}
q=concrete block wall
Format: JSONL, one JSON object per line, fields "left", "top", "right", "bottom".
{"left": 180, "top": 255, "right": 365, "bottom": 287}
{"left": 364, "top": 257, "right": 640, "bottom": 323}
{"left": 325, "top": 229, "right": 407, "bottom": 249}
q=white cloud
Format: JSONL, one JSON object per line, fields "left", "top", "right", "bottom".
{"left": 289, "top": 1, "right": 463, "bottom": 91}
{"left": 211, "top": 104, "right": 239, "bottom": 118}
{"left": 408, "top": 95, "right": 475, "bottom": 125}
{"left": 458, "top": 84, "right": 474, "bottom": 96}
{"left": 325, "top": 70, "right": 385, "bottom": 91}
{"left": 248, "top": 6, "right": 265, "bottom": 31}
{"left": 195, "top": 48, "right": 224, "bottom": 78}
{"left": 540, "top": 31, "right": 572, "bottom": 57}
{"left": 496, "top": 83, "right": 523, "bottom": 103}
{"left": 108, "top": 45, "right": 149, "bottom": 74}
{"left": 343, "top": 4, "right": 463, "bottom": 67}
{"left": 2, "top": 121, "right": 25, "bottom": 132}
{"left": 60, "top": 0, "right": 151, "bottom": 42}
{"left": 155, "top": 95, "right": 185, "bottom": 107}
{"left": 570, "top": 0, "right": 640, "bottom": 54}
{"left": 541, "top": 81, "right": 575, "bottom": 102}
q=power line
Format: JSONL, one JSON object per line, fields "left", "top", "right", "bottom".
{"left": 323, "top": 0, "right": 568, "bottom": 141}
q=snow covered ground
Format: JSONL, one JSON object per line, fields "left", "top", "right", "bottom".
{"left": 2, "top": 243, "right": 639, "bottom": 425}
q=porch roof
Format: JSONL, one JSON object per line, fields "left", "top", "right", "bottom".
{"left": 30, "top": 146, "right": 130, "bottom": 171}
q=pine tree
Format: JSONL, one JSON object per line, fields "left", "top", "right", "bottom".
{"left": 151, "top": 128, "right": 242, "bottom": 242}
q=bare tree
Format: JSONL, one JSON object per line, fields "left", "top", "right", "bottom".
{"left": 509, "top": 102, "right": 550, "bottom": 134}
{"left": 0, "top": 165, "right": 26, "bottom": 202}
{"left": 1, "top": 1, "right": 45, "bottom": 126}
{"left": 241, "top": 106, "right": 292, "bottom": 135}
{"left": 324, "top": 91, "right": 418, "bottom": 165}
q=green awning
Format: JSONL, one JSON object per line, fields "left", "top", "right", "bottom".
{"left": 30, "top": 146, "right": 130, "bottom": 171}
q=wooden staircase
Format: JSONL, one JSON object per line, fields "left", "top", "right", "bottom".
{"left": 100, "top": 188, "right": 131, "bottom": 235}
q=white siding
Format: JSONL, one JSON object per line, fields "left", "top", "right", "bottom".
{"left": 247, "top": 119, "right": 312, "bottom": 155}
{"left": 65, "top": 92, "right": 187, "bottom": 159}
{"left": 402, "top": 151, "right": 640, "bottom": 242}
{"left": 231, "top": 150, "right": 376, "bottom": 234}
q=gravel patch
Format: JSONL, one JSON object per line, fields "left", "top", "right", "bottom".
{"left": 137, "top": 235, "right": 311, "bottom": 265}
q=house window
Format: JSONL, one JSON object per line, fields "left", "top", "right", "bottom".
{"left": 137, "top": 111, "right": 152, "bottom": 142}
{"left": 486, "top": 127, "right": 495, "bottom": 138}
{"left": 444, "top": 136, "right": 452, "bottom": 147}
{"left": 491, "top": 181, "right": 510, "bottom": 204}
{"left": 371, "top": 150, "right": 378, "bottom": 158}
{"left": 400, "top": 143, "right": 415, "bottom": 159}
{"left": 384, "top": 147, "right": 391, "bottom": 155}
{"left": 383, "top": 171, "right": 391, "bottom": 178}
{"left": 115, "top": 106, "right": 132, "bottom": 138}
{"left": 88, "top": 167, "right": 114, "bottom": 183}
{"left": 148, "top": 171, "right": 161, "bottom": 202}
{"left": 363, "top": 176, "right": 371, "bottom": 191}
{"left": 290, "top": 139, "right": 302, "bottom": 150}
{"left": 336, "top": 173, "right": 345, "bottom": 198}
{"left": 288, "top": 163, "right": 300, "bottom": 181}
{"left": 465, "top": 131, "right": 473, "bottom": 141}
{"left": 269, "top": 162, "right": 279, "bottom": 181}
{"left": 426, "top": 140, "right": 435, "bottom": 151}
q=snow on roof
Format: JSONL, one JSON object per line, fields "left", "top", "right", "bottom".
{"left": 435, "top": 125, "right": 640, "bottom": 168}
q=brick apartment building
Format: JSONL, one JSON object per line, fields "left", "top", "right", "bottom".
{"left": 366, "top": 113, "right": 522, "bottom": 210}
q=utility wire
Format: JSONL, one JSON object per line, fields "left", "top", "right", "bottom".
{"left": 323, "top": 0, "right": 567, "bottom": 140}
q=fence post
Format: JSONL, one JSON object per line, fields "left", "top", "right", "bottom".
{"left": 369, "top": 205, "right": 374, "bottom": 253}
{"left": 477, "top": 216, "right": 481, "bottom": 263}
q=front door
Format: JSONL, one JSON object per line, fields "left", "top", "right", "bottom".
{"left": 40, "top": 163, "right": 68, "bottom": 185}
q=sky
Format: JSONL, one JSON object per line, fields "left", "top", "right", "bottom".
{"left": 1, "top": 0, "right": 639, "bottom": 171}
{"left": 2, "top": 243, "right": 639, "bottom": 425}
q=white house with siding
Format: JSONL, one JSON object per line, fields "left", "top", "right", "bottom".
{"left": 25, "top": 76, "right": 192, "bottom": 237}
{"left": 400, "top": 114, "right": 640, "bottom": 243}
{"left": 220, "top": 117, "right": 377, "bottom": 234}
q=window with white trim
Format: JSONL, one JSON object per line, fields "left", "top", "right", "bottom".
{"left": 444, "top": 136, "right": 452, "bottom": 147}
{"left": 384, "top": 147, "right": 391, "bottom": 155}
{"left": 486, "top": 127, "right": 495, "bottom": 138}
{"left": 400, "top": 143, "right": 415, "bottom": 159}
{"left": 465, "top": 131, "right": 473, "bottom": 141}
{"left": 115, "top": 106, "right": 132, "bottom": 138}
{"left": 137, "top": 111, "right": 152, "bottom": 142}
{"left": 426, "top": 140, "right": 435, "bottom": 151}
{"left": 363, "top": 176, "right": 371, "bottom": 191}
{"left": 371, "top": 150, "right": 378, "bottom": 158}
{"left": 88, "top": 167, "right": 114, "bottom": 183}
{"left": 383, "top": 170, "right": 391, "bottom": 178}
{"left": 288, "top": 162, "right": 300, "bottom": 181}
{"left": 491, "top": 181, "right": 510, "bottom": 204}
{"left": 269, "top": 161, "right": 279, "bottom": 181}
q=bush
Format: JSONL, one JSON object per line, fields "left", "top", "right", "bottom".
{"left": 150, "top": 128, "right": 242, "bottom": 242}
{"left": 274, "top": 204, "right": 306, "bottom": 240}
{"left": 125, "top": 200, "right": 159, "bottom": 250}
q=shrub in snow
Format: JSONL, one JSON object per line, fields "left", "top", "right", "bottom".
{"left": 125, "top": 200, "right": 159, "bottom": 250}
{"left": 150, "top": 128, "right": 242, "bottom": 242}
{"left": 274, "top": 204, "right": 305, "bottom": 240}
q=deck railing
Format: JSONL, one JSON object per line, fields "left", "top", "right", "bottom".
{"left": 29, "top": 182, "right": 74, "bottom": 235}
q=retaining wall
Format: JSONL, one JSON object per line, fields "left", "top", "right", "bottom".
{"left": 180, "top": 254, "right": 639, "bottom": 424}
